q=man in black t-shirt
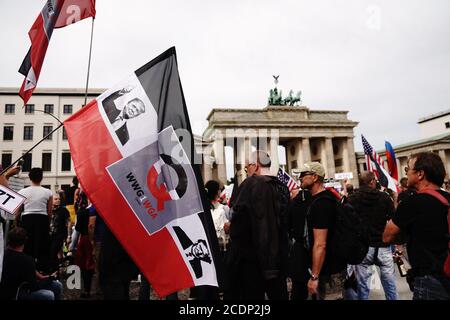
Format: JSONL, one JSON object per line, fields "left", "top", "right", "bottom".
{"left": 0, "top": 227, "right": 62, "bottom": 300}
{"left": 383, "top": 152, "right": 449, "bottom": 300}
{"left": 299, "top": 162, "right": 345, "bottom": 300}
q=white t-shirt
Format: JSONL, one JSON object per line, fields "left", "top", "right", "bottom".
{"left": 211, "top": 203, "right": 230, "bottom": 243}
{"left": 18, "top": 186, "right": 52, "bottom": 216}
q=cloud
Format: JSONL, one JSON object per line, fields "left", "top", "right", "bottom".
{"left": 1, "top": 0, "right": 449, "bottom": 152}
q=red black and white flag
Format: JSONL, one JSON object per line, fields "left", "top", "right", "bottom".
{"left": 64, "top": 47, "right": 219, "bottom": 297}
{"left": 19, "top": 0, "right": 96, "bottom": 104}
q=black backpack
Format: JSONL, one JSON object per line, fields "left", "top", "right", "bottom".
{"left": 332, "top": 196, "right": 369, "bottom": 265}
{"left": 306, "top": 192, "right": 369, "bottom": 268}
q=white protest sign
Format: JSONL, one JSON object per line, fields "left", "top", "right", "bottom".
{"left": 0, "top": 184, "right": 26, "bottom": 215}
{"left": 334, "top": 172, "right": 354, "bottom": 180}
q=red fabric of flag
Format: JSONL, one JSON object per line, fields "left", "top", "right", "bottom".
{"left": 19, "top": 0, "right": 96, "bottom": 105}
{"left": 64, "top": 100, "right": 194, "bottom": 297}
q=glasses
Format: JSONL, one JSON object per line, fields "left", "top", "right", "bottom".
{"left": 299, "top": 171, "right": 314, "bottom": 178}
{"left": 404, "top": 166, "right": 416, "bottom": 174}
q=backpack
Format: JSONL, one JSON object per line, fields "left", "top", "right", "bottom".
{"left": 305, "top": 190, "right": 369, "bottom": 268}
{"left": 418, "top": 189, "right": 450, "bottom": 278}
{"left": 332, "top": 195, "right": 370, "bottom": 265}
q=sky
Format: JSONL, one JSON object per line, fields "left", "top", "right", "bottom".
{"left": 1, "top": 0, "right": 449, "bottom": 153}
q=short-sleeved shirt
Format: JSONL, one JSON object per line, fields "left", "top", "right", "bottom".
{"left": 18, "top": 186, "right": 52, "bottom": 216}
{"left": 89, "top": 206, "right": 105, "bottom": 243}
{"left": 0, "top": 249, "right": 37, "bottom": 300}
{"left": 306, "top": 190, "right": 339, "bottom": 275}
{"left": 393, "top": 190, "right": 449, "bottom": 275}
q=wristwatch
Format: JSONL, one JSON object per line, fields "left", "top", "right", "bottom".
{"left": 309, "top": 272, "right": 319, "bottom": 281}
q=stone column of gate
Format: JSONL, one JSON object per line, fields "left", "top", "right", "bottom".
{"left": 301, "top": 137, "right": 311, "bottom": 165}
{"left": 213, "top": 133, "right": 227, "bottom": 185}
{"left": 323, "top": 138, "right": 335, "bottom": 179}
{"left": 320, "top": 138, "right": 335, "bottom": 178}
{"left": 257, "top": 129, "right": 269, "bottom": 152}
{"left": 439, "top": 150, "right": 450, "bottom": 178}
{"left": 269, "top": 136, "right": 280, "bottom": 175}
{"left": 396, "top": 158, "right": 401, "bottom": 181}
{"left": 202, "top": 159, "right": 213, "bottom": 184}
{"left": 236, "top": 137, "right": 252, "bottom": 184}
{"left": 346, "top": 137, "right": 358, "bottom": 188}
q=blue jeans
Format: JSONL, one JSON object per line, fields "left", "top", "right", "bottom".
{"left": 355, "top": 247, "right": 397, "bottom": 300}
{"left": 413, "top": 275, "right": 450, "bottom": 300}
{"left": 26, "top": 280, "right": 63, "bottom": 300}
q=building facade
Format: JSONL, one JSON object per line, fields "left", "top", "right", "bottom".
{"left": 202, "top": 106, "right": 359, "bottom": 186}
{"left": 2, "top": 88, "right": 361, "bottom": 191}
{"left": 418, "top": 109, "right": 450, "bottom": 139}
{"left": 0, "top": 87, "right": 105, "bottom": 192}
{"left": 356, "top": 109, "right": 450, "bottom": 181}
{"left": 356, "top": 132, "right": 450, "bottom": 181}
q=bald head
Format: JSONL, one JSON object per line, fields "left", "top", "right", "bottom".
{"left": 249, "top": 150, "right": 271, "bottom": 168}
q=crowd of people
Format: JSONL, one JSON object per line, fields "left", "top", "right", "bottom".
{"left": 0, "top": 150, "right": 448, "bottom": 300}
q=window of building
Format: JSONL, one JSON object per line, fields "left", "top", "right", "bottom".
{"left": 42, "top": 153, "right": 52, "bottom": 172}
{"left": 43, "top": 125, "right": 53, "bottom": 140}
{"left": 1, "top": 153, "right": 12, "bottom": 168}
{"left": 5, "top": 104, "right": 15, "bottom": 114}
{"left": 291, "top": 160, "right": 298, "bottom": 169}
{"left": 3, "top": 126, "right": 13, "bottom": 140}
{"left": 25, "top": 104, "right": 35, "bottom": 114}
{"left": 62, "top": 127, "right": 68, "bottom": 140}
{"left": 24, "top": 126, "right": 34, "bottom": 140}
{"left": 44, "top": 104, "right": 54, "bottom": 114}
{"left": 22, "top": 153, "right": 32, "bottom": 172}
{"left": 445, "top": 122, "right": 450, "bottom": 129}
{"left": 63, "top": 104, "right": 73, "bottom": 114}
{"left": 61, "top": 152, "right": 71, "bottom": 171}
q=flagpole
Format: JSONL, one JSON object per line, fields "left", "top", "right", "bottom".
{"left": 84, "top": 17, "right": 95, "bottom": 106}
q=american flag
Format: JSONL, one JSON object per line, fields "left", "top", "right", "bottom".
{"left": 362, "top": 134, "right": 385, "bottom": 177}
{"left": 277, "top": 168, "right": 299, "bottom": 192}
{"left": 361, "top": 135, "right": 398, "bottom": 192}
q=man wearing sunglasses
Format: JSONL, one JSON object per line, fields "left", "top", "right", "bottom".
{"left": 299, "top": 162, "right": 345, "bottom": 300}
{"left": 383, "top": 152, "right": 450, "bottom": 300}
{"left": 227, "top": 151, "right": 290, "bottom": 300}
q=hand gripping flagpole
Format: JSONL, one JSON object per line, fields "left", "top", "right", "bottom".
{"left": 84, "top": 17, "right": 95, "bottom": 106}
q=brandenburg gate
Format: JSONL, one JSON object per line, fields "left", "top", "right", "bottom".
{"left": 200, "top": 104, "right": 359, "bottom": 186}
